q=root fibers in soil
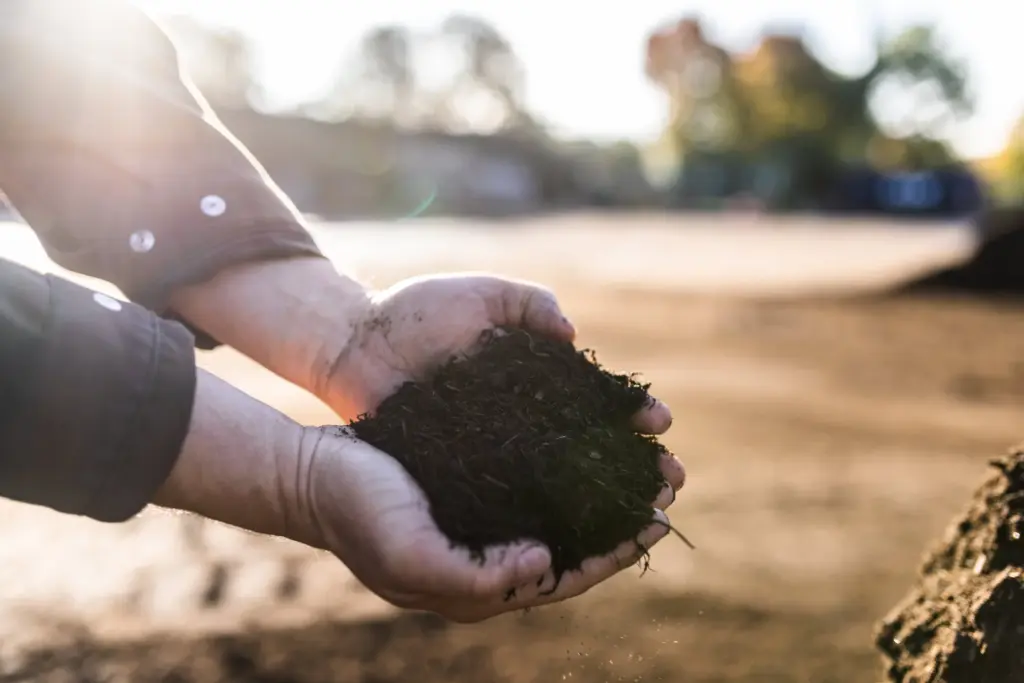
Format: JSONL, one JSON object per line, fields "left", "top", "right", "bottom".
{"left": 348, "top": 328, "right": 674, "bottom": 583}
{"left": 876, "top": 446, "right": 1024, "bottom": 683}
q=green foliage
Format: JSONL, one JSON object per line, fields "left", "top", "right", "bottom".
{"left": 994, "top": 119, "right": 1024, "bottom": 204}
{"left": 645, "top": 20, "right": 976, "bottom": 206}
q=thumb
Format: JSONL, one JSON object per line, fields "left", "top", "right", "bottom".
{"left": 494, "top": 279, "right": 576, "bottom": 342}
{"left": 410, "top": 531, "right": 553, "bottom": 600}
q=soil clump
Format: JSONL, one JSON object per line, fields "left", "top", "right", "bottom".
{"left": 876, "top": 446, "right": 1024, "bottom": 682}
{"left": 349, "top": 327, "right": 677, "bottom": 583}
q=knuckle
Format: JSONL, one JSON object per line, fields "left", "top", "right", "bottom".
{"left": 532, "top": 286, "right": 559, "bottom": 309}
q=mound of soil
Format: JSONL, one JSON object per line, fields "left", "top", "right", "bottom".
{"left": 876, "top": 446, "right": 1024, "bottom": 682}
{"left": 901, "top": 208, "right": 1024, "bottom": 296}
{"left": 348, "top": 327, "right": 680, "bottom": 584}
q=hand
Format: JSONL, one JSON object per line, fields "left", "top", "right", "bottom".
{"left": 302, "top": 425, "right": 685, "bottom": 623}
{"left": 170, "top": 265, "right": 686, "bottom": 619}
{"left": 323, "top": 273, "right": 673, "bottom": 436}
{"left": 306, "top": 274, "right": 684, "bottom": 620}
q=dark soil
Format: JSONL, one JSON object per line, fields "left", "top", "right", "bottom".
{"left": 900, "top": 207, "right": 1024, "bottom": 296}
{"left": 876, "top": 446, "right": 1024, "bottom": 682}
{"left": 348, "top": 327, "right": 673, "bottom": 583}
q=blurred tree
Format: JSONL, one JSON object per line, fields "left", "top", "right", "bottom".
{"left": 436, "top": 14, "right": 529, "bottom": 132}
{"left": 351, "top": 25, "right": 416, "bottom": 123}
{"left": 867, "top": 134, "right": 958, "bottom": 172}
{"left": 734, "top": 32, "right": 833, "bottom": 147}
{"left": 869, "top": 25, "right": 973, "bottom": 142}
{"left": 161, "top": 15, "right": 259, "bottom": 110}
{"left": 645, "top": 18, "right": 744, "bottom": 156}
{"left": 314, "top": 16, "right": 534, "bottom": 135}
{"left": 994, "top": 115, "right": 1024, "bottom": 203}
{"left": 645, "top": 18, "right": 973, "bottom": 208}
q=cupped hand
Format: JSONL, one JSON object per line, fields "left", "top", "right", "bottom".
{"left": 308, "top": 272, "right": 685, "bottom": 621}
{"left": 323, "top": 273, "right": 673, "bottom": 434}
{"left": 304, "top": 423, "right": 686, "bottom": 624}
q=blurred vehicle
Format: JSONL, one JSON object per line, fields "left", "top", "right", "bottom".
{"left": 826, "top": 164, "right": 985, "bottom": 219}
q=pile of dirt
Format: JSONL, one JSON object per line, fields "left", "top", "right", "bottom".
{"left": 900, "top": 208, "right": 1024, "bottom": 296}
{"left": 349, "top": 327, "right": 683, "bottom": 584}
{"left": 875, "top": 446, "right": 1024, "bottom": 682}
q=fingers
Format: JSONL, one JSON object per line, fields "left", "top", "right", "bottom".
{"left": 492, "top": 278, "right": 576, "bottom": 342}
{"left": 632, "top": 398, "right": 672, "bottom": 434}
{"left": 659, "top": 451, "right": 686, "bottom": 491}
{"left": 504, "top": 509, "right": 672, "bottom": 611}
{"left": 402, "top": 532, "right": 553, "bottom": 602}
{"left": 415, "top": 506, "right": 679, "bottom": 622}
{"left": 653, "top": 481, "right": 676, "bottom": 510}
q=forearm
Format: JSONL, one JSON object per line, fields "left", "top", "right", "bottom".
{"left": 167, "top": 257, "right": 372, "bottom": 404}
{"left": 152, "top": 369, "right": 325, "bottom": 549}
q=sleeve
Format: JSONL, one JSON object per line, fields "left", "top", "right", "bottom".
{"left": 0, "top": 0, "right": 325, "bottom": 348}
{"left": 0, "top": 258, "right": 197, "bottom": 523}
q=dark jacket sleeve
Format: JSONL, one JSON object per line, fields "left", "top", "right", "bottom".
{"left": 0, "top": 258, "right": 197, "bottom": 522}
{"left": 0, "top": 0, "right": 325, "bottom": 348}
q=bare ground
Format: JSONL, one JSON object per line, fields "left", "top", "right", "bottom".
{"left": 1, "top": 219, "right": 1022, "bottom": 682}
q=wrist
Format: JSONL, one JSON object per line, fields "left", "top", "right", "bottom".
{"left": 169, "top": 257, "right": 373, "bottom": 400}
{"left": 152, "top": 371, "right": 326, "bottom": 549}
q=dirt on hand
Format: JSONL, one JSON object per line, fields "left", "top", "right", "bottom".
{"left": 348, "top": 327, "right": 680, "bottom": 584}
{"left": 876, "top": 446, "right": 1024, "bottom": 683}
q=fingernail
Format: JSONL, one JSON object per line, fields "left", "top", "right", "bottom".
{"left": 660, "top": 453, "right": 686, "bottom": 484}
{"left": 651, "top": 509, "right": 671, "bottom": 540}
{"left": 518, "top": 546, "right": 551, "bottom": 578}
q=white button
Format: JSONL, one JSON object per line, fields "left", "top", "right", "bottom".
{"left": 200, "top": 194, "right": 227, "bottom": 217}
{"left": 129, "top": 230, "right": 155, "bottom": 253}
{"left": 92, "top": 292, "right": 123, "bottom": 312}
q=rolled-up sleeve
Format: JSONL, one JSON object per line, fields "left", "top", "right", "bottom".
{"left": 0, "top": 0, "right": 324, "bottom": 346}
{"left": 0, "top": 258, "right": 197, "bottom": 522}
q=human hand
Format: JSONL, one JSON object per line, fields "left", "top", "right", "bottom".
{"left": 322, "top": 273, "right": 673, "bottom": 435}
{"left": 164, "top": 270, "right": 686, "bottom": 621}
{"left": 301, "top": 425, "right": 685, "bottom": 623}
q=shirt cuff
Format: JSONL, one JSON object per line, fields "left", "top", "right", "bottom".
{"left": 1, "top": 271, "right": 197, "bottom": 522}
{"left": 0, "top": 150, "right": 326, "bottom": 349}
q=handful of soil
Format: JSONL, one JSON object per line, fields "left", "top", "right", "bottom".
{"left": 349, "top": 328, "right": 686, "bottom": 584}
{"left": 876, "top": 446, "right": 1024, "bottom": 682}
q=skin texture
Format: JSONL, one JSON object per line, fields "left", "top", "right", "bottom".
{"left": 166, "top": 257, "right": 685, "bottom": 622}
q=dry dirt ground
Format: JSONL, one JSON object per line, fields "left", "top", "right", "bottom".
{"left": 1, "top": 216, "right": 1021, "bottom": 682}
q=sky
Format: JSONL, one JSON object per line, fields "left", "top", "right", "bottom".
{"left": 137, "top": 0, "right": 1023, "bottom": 159}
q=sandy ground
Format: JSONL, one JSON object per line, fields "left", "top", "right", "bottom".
{"left": 0, "top": 214, "right": 1020, "bottom": 681}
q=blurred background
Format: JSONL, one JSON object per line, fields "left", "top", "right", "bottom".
{"left": 131, "top": 0, "right": 1022, "bottom": 217}
{"left": 2, "top": 1, "right": 1024, "bottom": 681}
